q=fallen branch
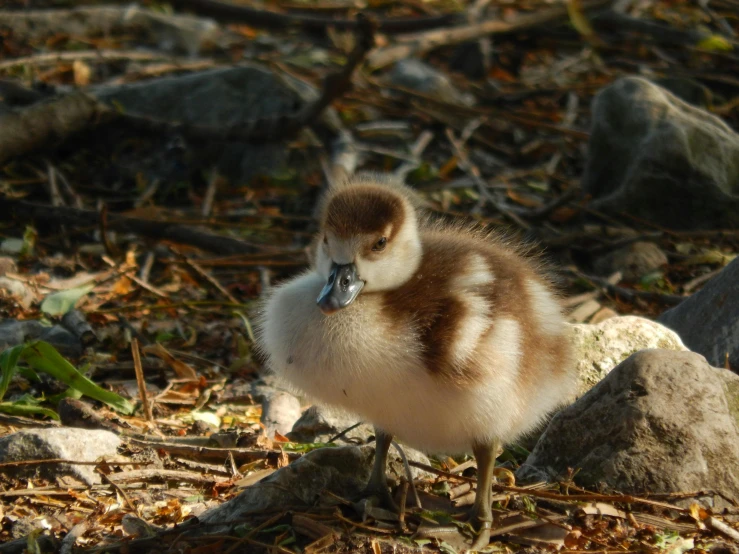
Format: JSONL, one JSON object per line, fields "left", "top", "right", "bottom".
{"left": 0, "top": 17, "right": 374, "bottom": 164}
{"left": 0, "top": 6, "right": 224, "bottom": 47}
{"left": 8, "top": 200, "right": 271, "bottom": 255}
{"left": 0, "top": 50, "right": 214, "bottom": 71}
{"left": 168, "top": 0, "right": 456, "bottom": 33}
{"left": 367, "top": 0, "right": 612, "bottom": 69}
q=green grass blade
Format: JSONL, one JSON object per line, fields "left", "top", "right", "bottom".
{"left": 0, "top": 401, "right": 60, "bottom": 420}
{"left": 21, "top": 341, "right": 135, "bottom": 415}
{"left": 0, "top": 344, "right": 25, "bottom": 401}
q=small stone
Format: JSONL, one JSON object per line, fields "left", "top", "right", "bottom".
{"left": 389, "top": 59, "right": 475, "bottom": 106}
{"left": 261, "top": 390, "right": 302, "bottom": 437}
{"left": 0, "top": 428, "right": 121, "bottom": 485}
{"left": 0, "top": 256, "right": 17, "bottom": 276}
{"left": 593, "top": 242, "right": 668, "bottom": 282}
{"left": 570, "top": 315, "right": 688, "bottom": 398}
{"left": 289, "top": 405, "right": 374, "bottom": 444}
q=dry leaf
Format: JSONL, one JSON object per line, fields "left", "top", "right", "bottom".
{"left": 142, "top": 343, "right": 198, "bottom": 380}
{"left": 277, "top": 448, "right": 290, "bottom": 468}
{"left": 73, "top": 60, "right": 91, "bottom": 86}
{"left": 580, "top": 502, "right": 627, "bottom": 518}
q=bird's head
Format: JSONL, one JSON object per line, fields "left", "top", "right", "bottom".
{"left": 315, "top": 178, "right": 423, "bottom": 315}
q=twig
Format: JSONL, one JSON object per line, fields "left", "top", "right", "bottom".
{"left": 398, "top": 478, "right": 409, "bottom": 533}
{"left": 445, "top": 127, "right": 529, "bottom": 229}
{"left": 407, "top": 460, "right": 689, "bottom": 512}
{"left": 0, "top": 18, "right": 374, "bottom": 164}
{"left": 707, "top": 516, "right": 739, "bottom": 542}
{"left": 327, "top": 422, "right": 364, "bottom": 443}
{"left": 572, "top": 269, "right": 685, "bottom": 307}
{"left": 172, "top": 246, "right": 240, "bottom": 304}
{"left": 60, "top": 522, "right": 89, "bottom": 554}
{"left": 682, "top": 268, "right": 722, "bottom": 293}
{"left": 367, "top": 0, "right": 612, "bottom": 68}
{"left": 391, "top": 441, "right": 423, "bottom": 509}
{"left": 132, "top": 338, "right": 154, "bottom": 422}
{"left": 0, "top": 50, "right": 205, "bottom": 71}
{"left": 168, "top": 0, "right": 455, "bottom": 32}
{"left": 9, "top": 199, "right": 269, "bottom": 255}
{"left": 394, "top": 129, "right": 434, "bottom": 180}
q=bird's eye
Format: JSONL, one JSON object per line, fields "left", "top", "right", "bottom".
{"left": 372, "top": 237, "right": 387, "bottom": 251}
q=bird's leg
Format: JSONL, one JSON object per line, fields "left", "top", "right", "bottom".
{"left": 361, "top": 427, "right": 397, "bottom": 510}
{"left": 468, "top": 439, "right": 500, "bottom": 551}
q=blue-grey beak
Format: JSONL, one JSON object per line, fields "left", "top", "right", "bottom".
{"left": 317, "top": 263, "right": 364, "bottom": 315}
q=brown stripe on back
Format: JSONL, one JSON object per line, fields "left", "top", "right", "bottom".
{"left": 380, "top": 228, "right": 569, "bottom": 387}
{"left": 323, "top": 185, "right": 406, "bottom": 239}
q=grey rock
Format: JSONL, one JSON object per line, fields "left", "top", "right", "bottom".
{"left": 389, "top": 59, "right": 475, "bottom": 107}
{"left": 518, "top": 349, "right": 739, "bottom": 508}
{"left": 593, "top": 241, "right": 668, "bottom": 282}
{"left": 570, "top": 315, "right": 687, "bottom": 398}
{"left": 659, "top": 256, "right": 739, "bottom": 369}
{"left": 261, "top": 390, "right": 302, "bottom": 437}
{"left": 0, "top": 320, "right": 82, "bottom": 358}
{"left": 93, "top": 65, "right": 319, "bottom": 184}
{"left": 654, "top": 77, "right": 713, "bottom": 109}
{"left": 200, "top": 445, "right": 389, "bottom": 523}
{"left": 582, "top": 76, "right": 739, "bottom": 229}
{"left": 0, "top": 278, "right": 35, "bottom": 310}
{"left": 0, "top": 256, "right": 17, "bottom": 276}
{"left": 289, "top": 405, "right": 374, "bottom": 444}
{"left": 0, "top": 428, "right": 121, "bottom": 485}
{"left": 201, "top": 443, "right": 432, "bottom": 525}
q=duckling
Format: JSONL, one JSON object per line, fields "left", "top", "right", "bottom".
{"left": 257, "top": 173, "right": 576, "bottom": 550}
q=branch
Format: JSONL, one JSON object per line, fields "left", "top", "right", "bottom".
{"left": 7, "top": 200, "right": 271, "bottom": 256}
{"left": 367, "top": 0, "right": 612, "bottom": 69}
{"left": 167, "top": 0, "right": 456, "bottom": 33}
{"left": 0, "top": 17, "right": 375, "bottom": 163}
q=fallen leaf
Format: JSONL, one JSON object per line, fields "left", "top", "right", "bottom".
{"left": 142, "top": 343, "right": 198, "bottom": 380}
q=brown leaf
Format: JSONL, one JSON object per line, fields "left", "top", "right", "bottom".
{"left": 142, "top": 343, "right": 198, "bottom": 380}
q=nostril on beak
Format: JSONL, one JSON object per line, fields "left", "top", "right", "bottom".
{"left": 341, "top": 277, "right": 350, "bottom": 287}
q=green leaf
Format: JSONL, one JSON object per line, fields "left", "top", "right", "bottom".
{"left": 0, "top": 344, "right": 25, "bottom": 401}
{"left": 40, "top": 284, "right": 95, "bottom": 316}
{"left": 0, "top": 401, "right": 60, "bottom": 420}
{"left": 697, "top": 35, "right": 733, "bottom": 52}
{"left": 22, "top": 341, "right": 135, "bottom": 414}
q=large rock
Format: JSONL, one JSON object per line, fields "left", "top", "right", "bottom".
{"left": 582, "top": 77, "right": 739, "bottom": 230}
{"left": 570, "top": 316, "right": 687, "bottom": 397}
{"left": 93, "top": 65, "right": 322, "bottom": 184}
{"left": 0, "top": 428, "right": 121, "bottom": 485}
{"left": 659, "top": 257, "right": 739, "bottom": 370}
{"left": 518, "top": 350, "right": 739, "bottom": 508}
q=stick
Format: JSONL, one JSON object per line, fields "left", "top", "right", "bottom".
{"left": 132, "top": 338, "right": 154, "bottom": 422}
{"left": 367, "top": 0, "right": 612, "bottom": 69}
{"left": 168, "top": 0, "right": 456, "bottom": 33}
{"left": 8, "top": 199, "right": 272, "bottom": 255}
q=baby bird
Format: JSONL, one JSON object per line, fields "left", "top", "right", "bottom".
{"left": 258, "top": 174, "right": 575, "bottom": 550}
